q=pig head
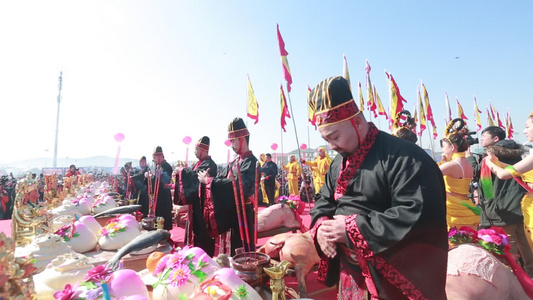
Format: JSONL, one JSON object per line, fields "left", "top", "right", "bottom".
{"left": 258, "top": 232, "right": 320, "bottom": 298}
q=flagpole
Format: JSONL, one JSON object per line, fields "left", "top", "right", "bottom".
{"left": 245, "top": 74, "right": 248, "bottom": 127}
{"left": 280, "top": 127, "right": 285, "bottom": 197}
{"left": 427, "top": 123, "right": 436, "bottom": 160}
{"left": 307, "top": 125, "right": 311, "bottom": 156}
{"left": 285, "top": 87, "right": 301, "bottom": 159}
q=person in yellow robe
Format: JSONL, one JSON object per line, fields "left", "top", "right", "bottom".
{"left": 439, "top": 120, "right": 479, "bottom": 230}
{"left": 259, "top": 153, "right": 269, "bottom": 205}
{"left": 282, "top": 155, "right": 301, "bottom": 196}
{"left": 301, "top": 147, "right": 332, "bottom": 194}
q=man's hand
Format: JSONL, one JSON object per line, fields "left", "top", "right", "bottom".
{"left": 316, "top": 215, "right": 348, "bottom": 258}
{"left": 317, "top": 226, "right": 337, "bottom": 258}
{"left": 198, "top": 170, "right": 210, "bottom": 184}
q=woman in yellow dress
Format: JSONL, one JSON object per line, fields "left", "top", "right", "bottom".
{"left": 486, "top": 110, "right": 533, "bottom": 249}
{"left": 439, "top": 120, "right": 480, "bottom": 230}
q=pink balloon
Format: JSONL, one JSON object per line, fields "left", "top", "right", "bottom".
{"left": 114, "top": 133, "right": 125, "bottom": 143}
{"left": 271, "top": 143, "right": 278, "bottom": 151}
{"left": 183, "top": 136, "right": 192, "bottom": 145}
{"left": 300, "top": 143, "right": 307, "bottom": 150}
{"left": 224, "top": 139, "right": 232, "bottom": 147}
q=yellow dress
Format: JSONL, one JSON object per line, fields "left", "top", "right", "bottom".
{"left": 521, "top": 169, "right": 533, "bottom": 250}
{"left": 444, "top": 164, "right": 480, "bottom": 230}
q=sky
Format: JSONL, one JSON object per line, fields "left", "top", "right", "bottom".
{"left": 1, "top": 1, "right": 533, "bottom": 168}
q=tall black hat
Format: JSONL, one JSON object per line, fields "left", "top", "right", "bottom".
{"left": 228, "top": 117, "right": 249, "bottom": 140}
{"left": 153, "top": 146, "right": 163, "bottom": 155}
{"left": 196, "top": 136, "right": 210, "bottom": 151}
{"left": 308, "top": 76, "right": 360, "bottom": 128}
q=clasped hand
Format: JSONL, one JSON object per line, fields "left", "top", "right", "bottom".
{"left": 316, "top": 215, "right": 347, "bottom": 259}
{"left": 198, "top": 169, "right": 210, "bottom": 184}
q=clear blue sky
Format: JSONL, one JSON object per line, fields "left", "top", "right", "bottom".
{"left": 1, "top": 1, "right": 532, "bottom": 167}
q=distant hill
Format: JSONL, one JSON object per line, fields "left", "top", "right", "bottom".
{"left": 0, "top": 156, "right": 138, "bottom": 176}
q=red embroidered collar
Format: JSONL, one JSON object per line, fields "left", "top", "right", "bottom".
{"left": 193, "top": 156, "right": 211, "bottom": 171}
{"left": 239, "top": 151, "right": 253, "bottom": 161}
{"left": 334, "top": 122, "right": 379, "bottom": 200}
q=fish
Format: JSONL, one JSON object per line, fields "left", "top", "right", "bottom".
{"left": 93, "top": 205, "right": 142, "bottom": 218}
{"left": 106, "top": 229, "right": 171, "bottom": 270}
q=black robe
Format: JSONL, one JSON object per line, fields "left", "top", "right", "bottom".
{"left": 204, "top": 151, "right": 257, "bottom": 255}
{"left": 131, "top": 166, "right": 150, "bottom": 217}
{"left": 154, "top": 161, "right": 173, "bottom": 230}
{"left": 175, "top": 157, "right": 218, "bottom": 256}
{"left": 310, "top": 128, "right": 448, "bottom": 299}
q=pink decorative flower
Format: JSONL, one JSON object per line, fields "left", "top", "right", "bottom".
{"left": 166, "top": 251, "right": 187, "bottom": 269}
{"left": 84, "top": 265, "right": 113, "bottom": 282}
{"left": 98, "top": 221, "right": 126, "bottom": 237}
{"left": 167, "top": 263, "right": 191, "bottom": 287}
{"left": 154, "top": 255, "right": 170, "bottom": 276}
{"left": 53, "top": 283, "right": 80, "bottom": 300}
{"left": 55, "top": 224, "right": 72, "bottom": 238}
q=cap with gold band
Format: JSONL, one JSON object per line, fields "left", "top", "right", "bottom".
{"left": 308, "top": 76, "right": 360, "bottom": 128}
{"left": 153, "top": 146, "right": 163, "bottom": 155}
{"left": 228, "top": 117, "right": 249, "bottom": 140}
{"left": 196, "top": 136, "right": 210, "bottom": 151}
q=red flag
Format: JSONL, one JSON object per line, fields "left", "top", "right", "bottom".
{"left": 276, "top": 24, "right": 292, "bottom": 92}
{"left": 506, "top": 110, "right": 514, "bottom": 139}
{"left": 456, "top": 98, "right": 468, "bottom": 120}
{"left": 385, "top": 72, "right": 407, "bottom": 123}
{"left": 280, "top": 84, "right": 291, "bottom": 132}
{"left": 473, "top": 97, "right": 482, "bottom": 131}
{"left": 307, "top": 85, "right": 316, "bottom": 129}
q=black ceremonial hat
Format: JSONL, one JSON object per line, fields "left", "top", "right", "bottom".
{"left": 228, "top": 117, "right": 249, "bottom": 140}
{"left": 196, "top": 136, "right": 210, "bottom": 151}
{"left": 153, "top": 146, "right": 163, "bottom": 154}
{"left": 308, "top": 76, "right": 360, "bottom": 128}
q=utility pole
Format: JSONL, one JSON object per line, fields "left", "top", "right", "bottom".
{"left": 53, "top": 71, "right": 62, "bottom": 167}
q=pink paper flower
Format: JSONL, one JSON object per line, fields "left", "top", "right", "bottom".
{"left": 84, "top": 265, "right": 113, "bottom": 282}
{"left": 53, "top": 283, "right": 80, "bottom": 300}
{"left": 154, "top": 255, "right": 170, "bottom": 276}
{"left": 167, "top": 263, "right": 191, "bottom": 287}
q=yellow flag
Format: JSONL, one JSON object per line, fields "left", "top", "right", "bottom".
{"left": 418, "top": 86, "right": 426, "bottom": 136}
{"left": 247, "top": 76, "right": 259, "bottom": 124}
{"left": 358, "top": 81, "right": 365, "bottom": 111}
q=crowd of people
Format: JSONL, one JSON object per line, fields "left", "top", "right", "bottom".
{"left": 2, "top": 74, "right": 533, "bottom": 299}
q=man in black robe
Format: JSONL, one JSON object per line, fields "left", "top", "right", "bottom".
{"left": 152, "top": 146, "right": 174, "bottom": 230}
{"left": 131, "top": 156, "right": 150, "bottom": 217}
{"left": 198, "top": 118, "right": 257, "bottom": 255}
{"left": 175, "top": 136, "right": 218, "bottom": 256}
{"left": 308, "top": 76, "right": 448, "bottom": 299}
{"left": 259, "top": 153, "right": 278, "bottom": 205}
